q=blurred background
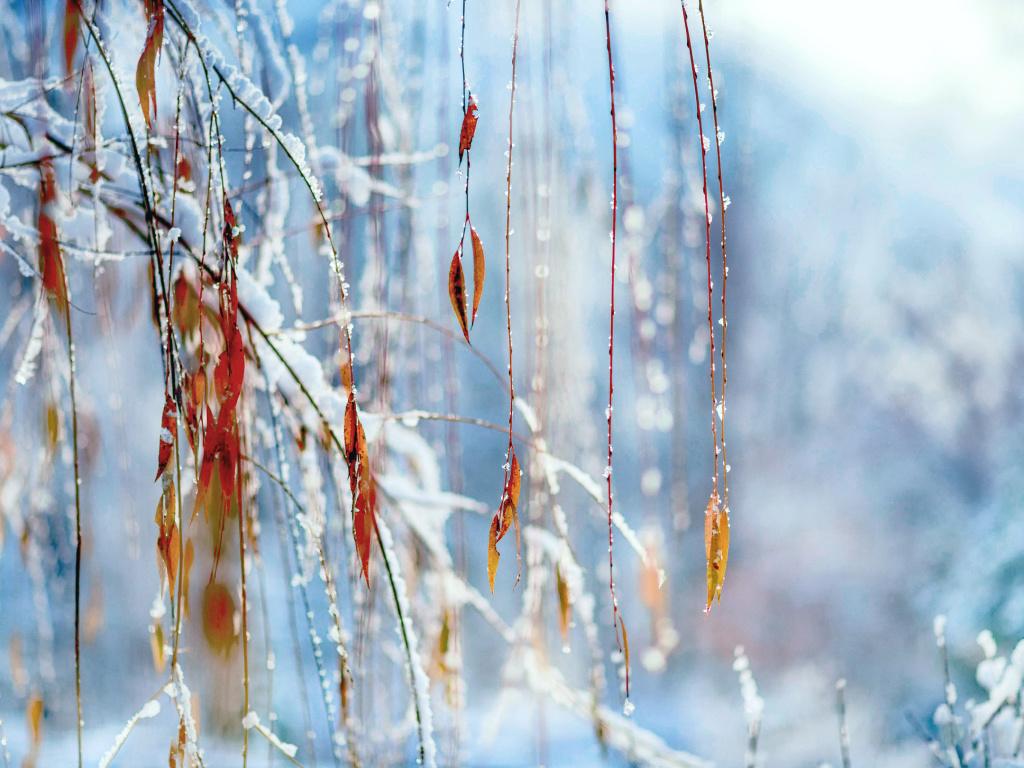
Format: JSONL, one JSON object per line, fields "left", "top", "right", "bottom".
{"left": 1, "top": 0, "right": 1023, "bottom": 766}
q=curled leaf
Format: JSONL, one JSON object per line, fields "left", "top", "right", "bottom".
{"left": 448, "top": 250, "right": 470, "bottom": 343}
{"left": 470, "top": 226, "right": 485, "bottom": 326}
{"left": 458, "top": 95, "right": 479, "bottom": 163}
{"left": 488, "top": 446, "right": 523, "bottom": 591}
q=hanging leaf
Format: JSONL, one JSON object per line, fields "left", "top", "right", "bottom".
{"left": 353, "top": 472, "right": 375, "bottom": 587}
{"left": 620, "top": 616, "right": 631, "bottom": 701}
{"left": 213, "top": 327, "right": 244, "bottom": 410}
{"left": 150, "top": 620, "right": 166, "bottom": 672}
{"left": 458, "top": 94, "right": 479, "bottom": 163}
{"left": 344, "top": 393, "right": 359, "bottom": 487}
{"left": 704, "top": 495, "right": 729, "bottom": 613}
{"left": 156, "top": 520, "right": 180, "bottom": 597}
{"left": 155, "top": 393, "right": 177, "bottom": 480}
{"left": 202, "top": 582, "right": 236, "bottom": 654}
{"left": 470, "top": 227, "right": 485, "bottom": 327}
{"left": 63, "top": 0, "right": 81, "bottom": 77}
{"left": 38, "top": 163, "right": 67, "bottom": 317}
{"left": 27, "top": 691, "right": 43, "bottom": 748}
{"left": 556, "top": 565, "right": 571, "bottom": 646}
{"left": 448, "top": 250, "right": 470, "bottom": 342}
{"left": 487, "top": 512, "right": 500, "bottom": 595}
{"left": 135, "top": 0, "right": 164, "bottom": 131}
{"left": 488, "top": 446, "right": 523, "bottom": 592}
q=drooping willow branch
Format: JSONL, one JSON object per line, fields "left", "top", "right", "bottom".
{"left": 602, "top": 0, "right": 630, "bottom": 704}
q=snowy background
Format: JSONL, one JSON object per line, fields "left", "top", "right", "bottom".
{"left": 1, "top": 0, "right": 1024, "bottom": 766}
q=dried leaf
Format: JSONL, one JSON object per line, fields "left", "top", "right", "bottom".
{"left": 150, "top": 620, "right": 166, "bottom": 672}
{"left": 704, "top": 495, "right": 729, "bottom": 613}
{"left": 38, "top": 164, "right": 67, "bottom": 317}
{"left": 487, "top": 512, "right": 500, "bottom": 595}
{"left": 213, "top": 328, "right": 244, "bottom": 410}
{"left": 620, "top": 616, "right": 631, "bottom": 699}
{"left": 353, "top": 472, "right": 375, "bottom": 586}
{"left": 344, "top": 393, "right": 359, "bottom": 484}
{"left": 156, "top": 521, "right": 181, "bottom": 597}
{"left": 448, "top": 250, "right": 470, "bottom": 343}
{"left": 458, "top": 95, "right": 479, "bottom": 163}
{"left": 470, "top": 226, "right": 485, "bottom": 326}
{"left": 507, "top": 448, "right": 521, "bottom": 511}
{"left": 45, "top": 402, "right": 59, "bottom": 450}
{"left": 155, "top": 393, "right": 177, "bottom": 480}
{"left": 63, "top": 0, "right": 81, "bottom": 76}
{"left": 488, "top": 447, "right": 524, "bottom": 591}
{"left": 556, "top": 565, "right": 571, "bottom": 646}
{"left": 27, "top": 691, "right": 43, "bottom": 748}
{"left": 135, "top": 0, "right": 164, "bottom": 131}
{"left": 202, "top": 582, "right": 236, "bottom": 654}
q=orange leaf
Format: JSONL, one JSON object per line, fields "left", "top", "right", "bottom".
{"left": 506, "top": 448, "right": 521, "bottom": 511}
{"left": 620, "top": 616, "right": 631, "bottom": 700}
{"left": 556, "top": 565, "right": 571, "bottom": 646}
{"left": 344, "top": 393, "right": 359, "bottom": 489}
{"left": 202, "top": 582, "right": 236, "bottom": 654}
{"left": 489, "top": 448, "right": 523, "bottom": 591}
{"left": 155, "top": 393, "right": 177, "bottom": 480}
{"left": 135, "top": 0, "right": 164, "bottom": 131}
{"left": 448, "top": 250, "right": 470, "bottom": 343}
{"left": 27, "top": 691, "right": 43, "bottom": 748}
{"left": 487, "top": 512, "right": 500, "bottom": 595}
{"left": 704, "top": 496, "right": 729, "bottom": 613}
{"left": 157, "top": 521, "right": 181, "bottom": 597}
{"left": 353, "top": 472, "right": 375, "bottom": 586}
{"left": 470, "top": 226, "right": 485, "bottom": 326}
{"left": 458, "top": 95, "right": 478, "bottom": 163}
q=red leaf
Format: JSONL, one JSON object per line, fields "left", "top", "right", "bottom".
{"left": 448, "top": 250, "right": 470, "bottom": 343}
{"left": 458, "top": 95, "right": 478, "bottom": 163}
{"left": 63, "top": 0, "right": 81, "bottom": 77}
{"left": 155, "top": 393, "right": 177, "bottom": 480}
{"left": 135, "top": 0, "right": 164, "bottom": 131}
{"left": 470, "top": 227, "right": 485, "bottom": 327}
{"left": 214, "top": 329, "right": 245, "bottom": 410}
{"left": 38, "top": 163, "right": 67, "bottom": 317}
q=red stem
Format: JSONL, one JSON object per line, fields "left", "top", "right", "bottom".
{"left": 680, "top": 0, "right": 720, "bottom": 505}
{"left": 604, "top": 0, "right": 628, "bottom": 700}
